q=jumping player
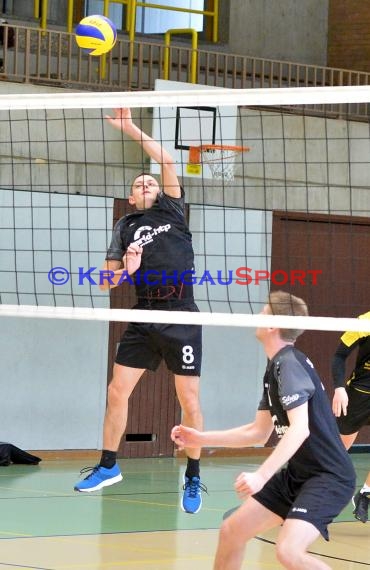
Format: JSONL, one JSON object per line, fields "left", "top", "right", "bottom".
{"left": 172, "top": 291, "right": 355, "bottom": 569}
{"left": 74, "top": 108, "right": 206, "bottom": 514}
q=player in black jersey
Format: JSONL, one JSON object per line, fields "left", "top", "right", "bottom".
{"left": 172, "top": 291, "right": 355, "bottom": 570}
{"left": 331, "top": 311, "right": 370, "bottom": 523}
{"left": 74, "top": 108, "right": 205, "bottom": 514}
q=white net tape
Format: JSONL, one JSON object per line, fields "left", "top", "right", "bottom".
{"left": 1, "top": 86, "right": 370, "bottom": 111}
{"left": 1, "top": 305, "right": 370, "bottom": 333}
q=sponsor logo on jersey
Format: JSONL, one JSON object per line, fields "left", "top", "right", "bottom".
{"left": 281, "top": 393, "right": 300, "bottom": 406}
{"left": 292, "top": 507, "right": 308, "bottom": 513}
{"left": 273, "top": 419, "right": 289, "bottom": 437}
{"left": 133, "top": 224, "right": 171, "bottom": 246}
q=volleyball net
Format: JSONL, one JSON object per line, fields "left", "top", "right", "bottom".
{"left": 0, "top": 84, "right": 370, "bottom": 333}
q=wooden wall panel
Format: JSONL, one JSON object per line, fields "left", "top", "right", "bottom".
{"left": 328, "top": 0, "right": 370, "bottom": 71}
{"left": 271, "top": 211, "right": 370, "bottom": 444}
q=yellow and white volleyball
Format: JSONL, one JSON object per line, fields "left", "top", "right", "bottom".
{"left": 75, "top": 15, "right": 117, "bottom": 56}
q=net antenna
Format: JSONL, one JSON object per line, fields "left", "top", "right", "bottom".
{"left": 189, "top": 144, "right": 250, "bottom": 182}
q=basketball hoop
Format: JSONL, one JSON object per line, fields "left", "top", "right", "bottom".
{"left": 188, "top": 144, "right": 250, "bottom": 182}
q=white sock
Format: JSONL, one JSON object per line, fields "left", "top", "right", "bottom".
{"left": 360, "top": 484, "right": 370, "bottom": 494}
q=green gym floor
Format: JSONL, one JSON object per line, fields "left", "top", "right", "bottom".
{"left": 0, "top": 455, "right": 369, "bottom": 569}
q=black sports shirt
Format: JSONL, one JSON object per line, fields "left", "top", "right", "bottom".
{"left": 258, "top": 345, "right": 355, "bottom": 482}
{"left": 106, "top": 190, "right": 195, "bottom": 305}
{"left": 332, "top": 311, "right": 370, "bottom": 392}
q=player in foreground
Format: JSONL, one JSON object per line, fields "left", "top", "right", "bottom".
{"left": 332, "top": 310, "right": 370, "bottom": 523}
{"left": 172, "top": 291, "right": 356, "bottom": 569}
{"left": 74, "top": 108, "right": 205, "bottom": 514}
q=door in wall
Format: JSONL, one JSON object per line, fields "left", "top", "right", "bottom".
{"left": 271, "top": 211, "right": 370, "bottom": 444}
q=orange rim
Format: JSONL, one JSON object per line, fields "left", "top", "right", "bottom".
{"left": 189, "top": 144, "right": 250, "bottom": 164}
{"left": 199, "top": 144, "right": 250, "bottom": 152}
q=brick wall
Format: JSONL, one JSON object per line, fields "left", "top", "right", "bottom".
{"left": 328, "top": 0, "right": 370, "bottom": 71}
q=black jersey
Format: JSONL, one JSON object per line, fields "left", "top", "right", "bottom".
{"left": 332, "top": 311, "right": 370, "bottom": 392}
{"left": 106, "top": 190, "right": 195, "bottom": 305}
{"left": 258, "top": 345, "right": 355, "bottom": 482}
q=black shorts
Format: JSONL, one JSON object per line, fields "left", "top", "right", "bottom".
{"left": 115, "top": 303, "right": 202, "bottom": 376}
{"left": 336, "top": 384, "right": 370, "bottom": 435}
{"left": 253, "top": 468, "right": 355, "bottom": 541}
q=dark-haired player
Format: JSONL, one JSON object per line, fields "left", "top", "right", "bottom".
{"left": 332, "top": 311, "right": 370, "bottom": 523}
{"left": 74, "top": 108, "right": 206, "bottom": 514}
{"left": 172, "top": 291, "right": 355, "bottom": 569}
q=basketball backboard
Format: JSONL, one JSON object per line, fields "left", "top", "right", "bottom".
{"left": 151, "top": 80, "right": 237, "bottom": 180}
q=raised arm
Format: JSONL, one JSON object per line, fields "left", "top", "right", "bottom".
{"left": 106, "top": 107, "right": 181, "bottom": 198}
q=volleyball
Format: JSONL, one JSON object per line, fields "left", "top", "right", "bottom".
{"left": 75, "top": 15, "right": 117, "bottom": 56}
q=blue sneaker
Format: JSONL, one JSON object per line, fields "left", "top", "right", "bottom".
{"left": 74, "top": 463, "right": 123, "bottom": 492}
{"left": 181, "top": 475, "right": 207, "bottom": 514}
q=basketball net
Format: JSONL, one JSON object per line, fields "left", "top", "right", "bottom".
{"left": 189, "top": 145, "right": 250, "bottom": 182}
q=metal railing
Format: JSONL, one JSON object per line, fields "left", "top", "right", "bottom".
{"left": 163, "top": 28, "right": 198, "bottom": 83}
{"left": 1, "top": 23, "right": 370, "bottom": 120}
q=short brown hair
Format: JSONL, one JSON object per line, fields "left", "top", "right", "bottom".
{"left": 268, "top": 290, "right": 308, "bottom": 342}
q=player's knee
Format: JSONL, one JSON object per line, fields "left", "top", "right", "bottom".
{"left": 107, "top": 377, "right": 128, "bottom": 407}
{"left": 184, "top": 394, "right": 201, "bottom": 411}
{"left": 107, "top": 382, "right": 120, "bottom": 406}
{"left": 219, "top": 517, "right": 248, "bottom": 549}
{"left": 181, "top": 401, "right": 203, "bottom": 426}
{"left": 218, "top": 519, "right": 235, "bottom": 545}
{"left": 276, "top": 539, "right": 299, "bottom": 568}
{"left": 178, "top": 389, "right": 201, "bottom": 413}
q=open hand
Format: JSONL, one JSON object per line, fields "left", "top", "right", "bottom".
{"left": 332, "top": 387, "right": 348, "bottom": 417}
{"left": 105, "top": 108, "right": 134, "bottom": 133}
